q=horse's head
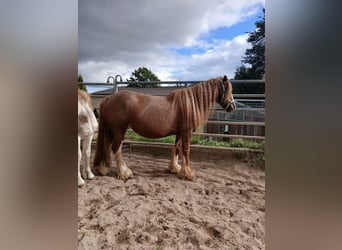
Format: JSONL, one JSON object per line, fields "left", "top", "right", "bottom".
{"left": 219, "top": 75, "right": 236, "bottom": 112}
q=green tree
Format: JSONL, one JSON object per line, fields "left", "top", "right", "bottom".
{"left": 127, "top": 67, "right": 160, "bottom": 87}
{"left": 78, "top": 74, "right": 87, "bottom": 91}
{"left": 235, "top": 8, "right": 265, "bottom": 80}
{"left": 234, "top": 65, "right": 258, "bottom": 80}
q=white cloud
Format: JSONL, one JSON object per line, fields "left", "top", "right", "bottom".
{"left": 79, "top": 0, "right": 264, "bottom": 82}
{"left": 179, "top": 33, "right": 251, "bottom": 80}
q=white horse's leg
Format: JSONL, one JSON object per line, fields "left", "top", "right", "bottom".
{"left": 78, "top": 136, "right": 85, "bottom": 186}
{"left": 115, "top": 143, "right": 133, "bottom": 180}
{"left": 82, "top": 135, "right": 95, "bottom": 180}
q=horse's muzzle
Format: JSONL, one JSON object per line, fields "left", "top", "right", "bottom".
{"left": 224, "top": 101, "right": 236, "bottom": 112}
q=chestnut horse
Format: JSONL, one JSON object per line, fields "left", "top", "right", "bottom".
{"left": 78, "top": 89, "right": 98, "bottom": 186}
{"left": 93, "top": 75, "right": 236, "bottom": 180}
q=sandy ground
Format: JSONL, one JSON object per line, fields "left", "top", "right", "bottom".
{"left": 78, "top": 142, "right": 265, "bottom": 250}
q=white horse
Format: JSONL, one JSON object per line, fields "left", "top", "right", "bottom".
{"left": 78, "top": 89, "right": 98, "bottom": 186}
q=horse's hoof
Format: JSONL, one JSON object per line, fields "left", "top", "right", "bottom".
{"left": 98, "top": 166, "right": 110, "bottom": 176}
{"left": 169, "top": 164, "right": 181, "bottom": 174}
{"left": 177, "top": 172, "right": 195, "bottom": 181}
{"left": 78, "top": 178, "right": 85, "bottom": 187}
{"left": 92, "top": 163, "right": 110, "bottom": 176}
{"left": 118, "top": 174, "right": 133, "bottom": 180}
{"left": 87, "top": 172, "right": 95, "bottom": 179}
{"left": 118, "top": 171, "right": 133, "bottom": 180}
{"left": 184, "top": 174, "right": 195, "bottom": 181}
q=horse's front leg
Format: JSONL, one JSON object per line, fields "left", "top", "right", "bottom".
{"left": 82, "top": 135, "right": 95, "bottom": 180}
{"left": 169, "top": 135, "right": 182, "bottom": 174}
{"left": 78, "top": 137, "right": 85, "bottom": 186}
{"left": 113, "top": 140, "right": 133, "bottom": 180}
{"left": 178, "top": 132, "right": 195, "bottom": 181}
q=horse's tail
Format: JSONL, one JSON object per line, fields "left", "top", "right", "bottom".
{"left": 93, "top": 99, "right": 112, "bottom": 175}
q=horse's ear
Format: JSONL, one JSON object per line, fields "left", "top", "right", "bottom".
{"left": 223, "top": 75, "right": 227, "bottom": 82}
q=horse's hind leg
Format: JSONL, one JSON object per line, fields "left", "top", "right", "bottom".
{"left": 82, "top": 135, "right": 95, "bottom": 180}
{"left": 169, "top": 135, "right": 182, "bottom": 173}
{"left": 112, "top": 130, "right": 133, "bottom": 180}
{"left": 78, "top": 136, "right": 85, "bottom": 187}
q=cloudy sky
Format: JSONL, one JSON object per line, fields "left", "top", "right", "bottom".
{"left": 79, "top": 0, "right": 265, "bottom": 82}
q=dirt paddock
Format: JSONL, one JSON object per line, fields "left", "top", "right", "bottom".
{"left": 78, "top": 142, "right": 265, "bottom": 249}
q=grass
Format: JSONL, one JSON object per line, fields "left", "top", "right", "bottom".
{"left": 124, "top": 131, "right": 264, "bottom": 150}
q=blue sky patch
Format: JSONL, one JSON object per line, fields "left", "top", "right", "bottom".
{"left": 172, "top": 13, "right": 261, "bottom": 56}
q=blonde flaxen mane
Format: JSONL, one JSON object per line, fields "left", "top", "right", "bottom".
{"left": 168, "top": 77, "right": 219, "bottom": 131}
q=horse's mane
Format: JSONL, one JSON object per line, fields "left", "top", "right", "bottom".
{"left": 78, "top": 89, "right": 94, "bottom": 109}
{"left": 167, "top": 77, "right": 221, "bottom": 131}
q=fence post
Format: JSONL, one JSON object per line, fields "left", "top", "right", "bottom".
{"left": 114, "top": 75, "right": 122, "bottom": 93}
{"left": 106, "top": 76, "right": 115, "bottom": 94}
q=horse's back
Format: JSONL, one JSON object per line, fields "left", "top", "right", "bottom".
{"left": 101, "top": 90, "right": 155, "bottom": 120}
{"left": 102, "top": 90, "right": 164, "bottom": 114}
{"left": 104, "top": 90, "right": 154, "bottom": 104}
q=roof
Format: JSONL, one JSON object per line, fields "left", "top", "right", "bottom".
{"left": 92, "top": 87, "right": 184, "bottom": 96}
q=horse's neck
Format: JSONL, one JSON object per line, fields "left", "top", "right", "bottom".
{"left": 194, "top": 81, "right": 218, "bottom": 108}
{"left": 168, "top": 81, "right": 218, "bottom": 108}
{"left": 178, "top": 81, "right": 218, "bottom": 129}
